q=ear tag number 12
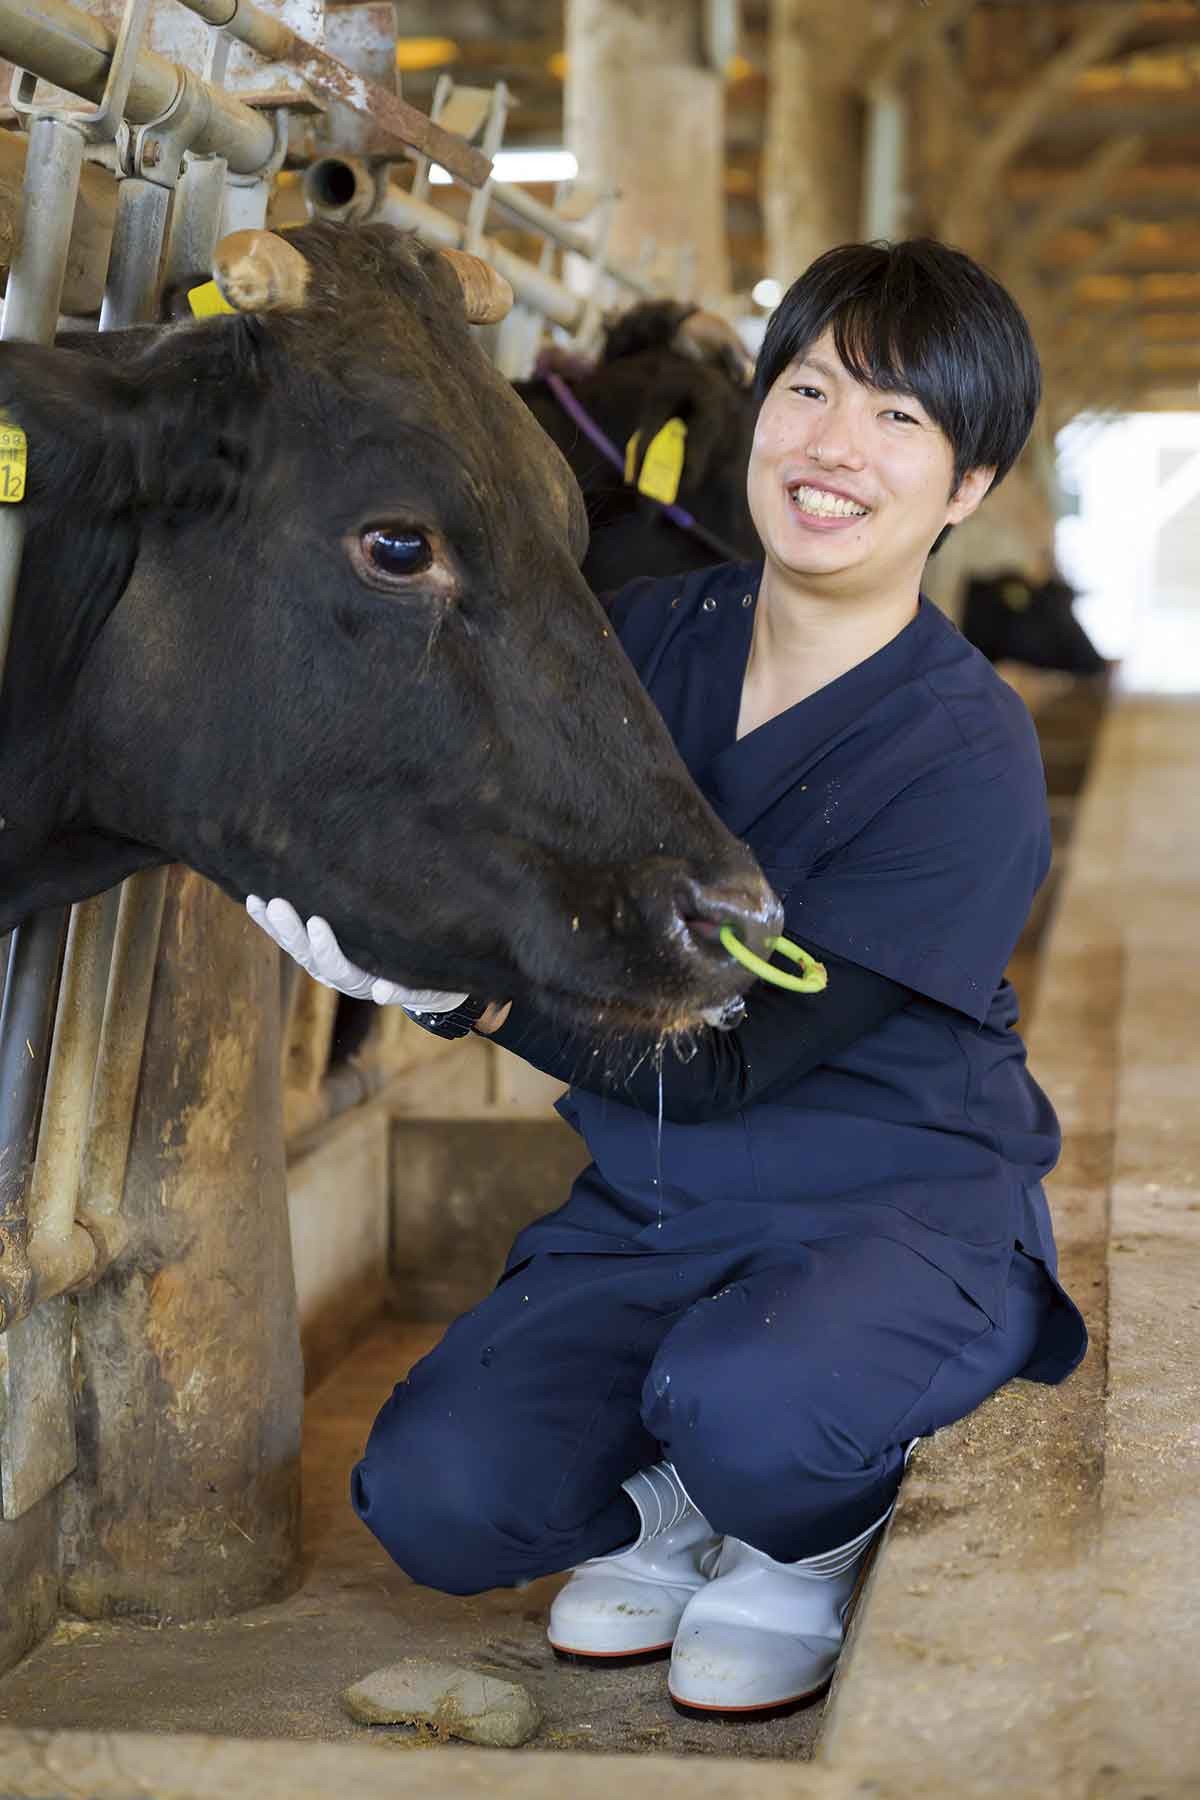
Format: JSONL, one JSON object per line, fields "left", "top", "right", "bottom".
{"left": 0, "top": 410, "right": 28, "bottom": 504}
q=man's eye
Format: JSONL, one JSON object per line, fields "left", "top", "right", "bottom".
{"left": 789, "top": 385, "right": 824, "bottom": 400}
{"left": 884, "top": 409, "right": 918, "bottom": 425}
{"left": 362, "top": 527, "right": 433, "bottom": 577}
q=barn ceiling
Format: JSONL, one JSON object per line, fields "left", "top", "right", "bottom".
{"left": 368, "top": 0, "right": 1200, "bottom": 413}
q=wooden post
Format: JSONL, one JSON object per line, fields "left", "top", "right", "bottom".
{"left": 565, "top": 0, "right": 729, "bottom": 301}
{"left": 764, "top": 0, "right": 867, "bottom": 282}
{"left": 58, "top": 871, "right": 303, "bottom": 1622}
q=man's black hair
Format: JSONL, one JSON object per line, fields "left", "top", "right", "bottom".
{"left": 754, "top": 239, "right": 1041, "bottom": 496}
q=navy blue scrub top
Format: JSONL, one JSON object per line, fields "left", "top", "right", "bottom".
{"left": 510, "top": 560, "right": 1087, "bottom": 1384}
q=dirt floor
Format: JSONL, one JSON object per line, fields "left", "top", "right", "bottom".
{"left": 0, "top": 1325, "right": 822, "bottom": 1762}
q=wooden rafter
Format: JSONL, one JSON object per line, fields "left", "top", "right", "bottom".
{"left": 850, "top": 0, "right": 980, "bottom": 92}
{"left": 1011, "top": 135, "right": 1145, "bottom": 277}
{"left": 943, "top": 7, "right": 1139, "bottom": 246}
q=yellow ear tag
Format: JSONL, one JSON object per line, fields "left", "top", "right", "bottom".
{"left": 636, "top": 417, "right": 687, "bottom": 506}
{"left": 187, "top": 279, "right": 237, "bottom": 319}
{"left": 0, "top": 409, "right": 28, "bottom": 505}
{"left": 623, "top": 430, "right": 641, "bottom": 484}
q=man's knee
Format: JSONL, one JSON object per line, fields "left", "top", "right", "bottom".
{"left": 640, "top": 1285, "right": 902, "bottom": 1557}
{"left": 350, "top": 1380, "right": 540, "bottom": 1595}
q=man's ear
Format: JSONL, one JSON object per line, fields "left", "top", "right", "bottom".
{"left": 0, "top": 340, "right": 142, "bottom": 513}
{"left": 945, "top": 465, "right": 996, "bottom": 527}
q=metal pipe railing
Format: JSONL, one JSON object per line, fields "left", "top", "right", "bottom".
{"left": 304, "top": 157, "right": 590, "bottom": 333}
{"left": 0, "top": 0, "right": 277, "bottom": 176}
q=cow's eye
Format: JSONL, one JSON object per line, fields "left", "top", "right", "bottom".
{"left": 362, "top": 527, "right": 433, "bottom": 578}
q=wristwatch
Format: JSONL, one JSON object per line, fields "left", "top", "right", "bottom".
{"left": 403, "top": 994, "right": 491, "bottom": 1040}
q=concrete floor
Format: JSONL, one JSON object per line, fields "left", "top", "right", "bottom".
{"left": 0, "top": 1323, "right": 821, "bottom": 1762}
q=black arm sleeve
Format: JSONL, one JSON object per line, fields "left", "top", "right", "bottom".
{"left": 484, "top": 944, "right": 912, "bottom": 1125}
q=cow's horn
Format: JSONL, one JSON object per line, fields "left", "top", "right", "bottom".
{"left": 212, "top": 229, "right": 311, "bottom": 314}
{"left": 439, "top": 249, "right": 514, "bottom": 324}
{"left": 674, "top": 309, "right": 755, "bottom": 388}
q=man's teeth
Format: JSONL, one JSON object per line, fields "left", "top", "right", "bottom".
{"left": 789, "top": 485, "right": 869, "bottom": 519}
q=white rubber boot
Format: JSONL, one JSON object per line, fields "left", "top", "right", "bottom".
{"left": 548, "top": 1462, "right": 720, "bottom": 1658}
{"left": 667, "top": 1508, "right": 890, "bottom": 1712}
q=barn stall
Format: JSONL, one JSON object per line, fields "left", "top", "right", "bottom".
{"left": 1, "top": 2, "right": 1199, "bottom": 1795}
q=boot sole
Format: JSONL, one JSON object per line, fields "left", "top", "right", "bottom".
{"left": 667, "top": 1676, "right": 832, "bottom": 1721}
{"left": 550, "top": 1640, "right": 674, "bottom": 1666}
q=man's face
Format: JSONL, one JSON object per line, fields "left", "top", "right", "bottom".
{"left": 747, "top": 327, "right": 994, "bottom": 594}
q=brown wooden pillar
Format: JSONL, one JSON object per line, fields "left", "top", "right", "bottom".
{"left": 763, "top": 0, "right": 866, "bottom": 285}
{"left": 565, "top": 0, "right": 729, "bottom": 301}
{"left": 58, "top": 870, "right": 303, "bottom": 1621}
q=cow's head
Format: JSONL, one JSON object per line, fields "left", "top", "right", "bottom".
{"left": 519, "top": 299, "right": 760, "bottom": 591}
{"left": 0, "top": 223, "right": 780, "bottom": 1031}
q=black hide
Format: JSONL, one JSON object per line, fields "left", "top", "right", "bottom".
{"left": 961, "top": 571, "right": 1108, "bottom": 675}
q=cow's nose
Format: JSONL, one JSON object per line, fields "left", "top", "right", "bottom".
{"left": 671, "top": 871, "right": 785, "bottom": 964}
{"left": 624, "top": 863, "right": 784, "bottom": 970}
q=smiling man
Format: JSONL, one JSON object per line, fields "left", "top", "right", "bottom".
{"left": 253, "top": 239, "right": 1088, "bottom": 1717}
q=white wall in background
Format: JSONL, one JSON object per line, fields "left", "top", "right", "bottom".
{"left": 1057, "top": 412, "right": 1200, "bottom": 694}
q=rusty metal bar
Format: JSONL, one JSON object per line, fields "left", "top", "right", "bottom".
{"left": 169, "top": 0, "right": 492, "bottom": 188}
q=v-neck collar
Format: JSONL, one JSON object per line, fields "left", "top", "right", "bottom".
{"left": 696, "top": 582, "right": 934, "bottom": 839}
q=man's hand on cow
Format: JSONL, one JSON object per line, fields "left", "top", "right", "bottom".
{"left": 246, "top": 896, "right": 468, "bottom": 1011}
{"left": 246, "top": 897, "right": 512, "bottom": 1042}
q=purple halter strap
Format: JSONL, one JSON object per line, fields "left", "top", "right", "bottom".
{"left": 543, "top": 371, "right": 745, "bottom": 565}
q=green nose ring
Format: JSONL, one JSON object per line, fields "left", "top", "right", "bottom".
{"left": 719, "top": 925, "right": 828, "bottom": 993}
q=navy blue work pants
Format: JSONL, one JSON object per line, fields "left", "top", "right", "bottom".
{"left": 352, "top": 1237, "right": 1054, "bottom": 1595}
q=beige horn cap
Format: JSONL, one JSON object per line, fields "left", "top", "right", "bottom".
{"left": 212, "top": 229, "right": 311, "bottom": 313}
{"left": 439, "top": 249, "right": 514, "bottom": 324}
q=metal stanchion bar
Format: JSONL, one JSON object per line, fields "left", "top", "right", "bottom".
{"left": 75, "top": 867, "right": 167, "bottom": 1255}
{"left": 161, "top": 153, "right": 228, "bottom": 290}
{"left": 26, "top": 895, "right": 118, "bottom": 1300}
{"left": 0, "top": 912, "right": 69, "bottom": 1330}
{"left": 98, "top": 177, "right": 171, "bottom": 328}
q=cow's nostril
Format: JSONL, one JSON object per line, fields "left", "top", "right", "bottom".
{"left": 675, "top": 875, "right": 784, "bottom": 962}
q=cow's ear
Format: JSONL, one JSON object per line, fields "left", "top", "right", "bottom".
{"left": 626, "top": 368, "right": 727, "bottom": 503}
{"left": 0, "top": 341, "right": 141, "bottom": 513}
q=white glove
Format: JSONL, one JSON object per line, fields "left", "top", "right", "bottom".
{"left": 246, "top": 896, "right": 467, "bottom": 1011}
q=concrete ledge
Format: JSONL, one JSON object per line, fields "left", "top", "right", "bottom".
{"left": 821, "top": 697, "right": 1200, "bottom": 1796}
{"left": 0, "top": 1730, "right": 850, "bottom": 1800}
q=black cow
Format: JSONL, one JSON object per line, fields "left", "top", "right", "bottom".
{"left": 515, "top": 302, "right": 760, "bottom": 593}
{"left": 0, "top": 224, "right": 779, "bottom": 1033}
{"left": 961, "top": 571, "right": 1107, "bottom": 675}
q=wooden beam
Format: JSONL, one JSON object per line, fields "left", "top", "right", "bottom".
{"left": 1011, "top": 135, "right": 1145, "bottom": 277}
{"left": 850, "top": 0, "right": 980, "bottom": 92}
{"left": 943, "top": 7, "right": 1138, "bottom": 246}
